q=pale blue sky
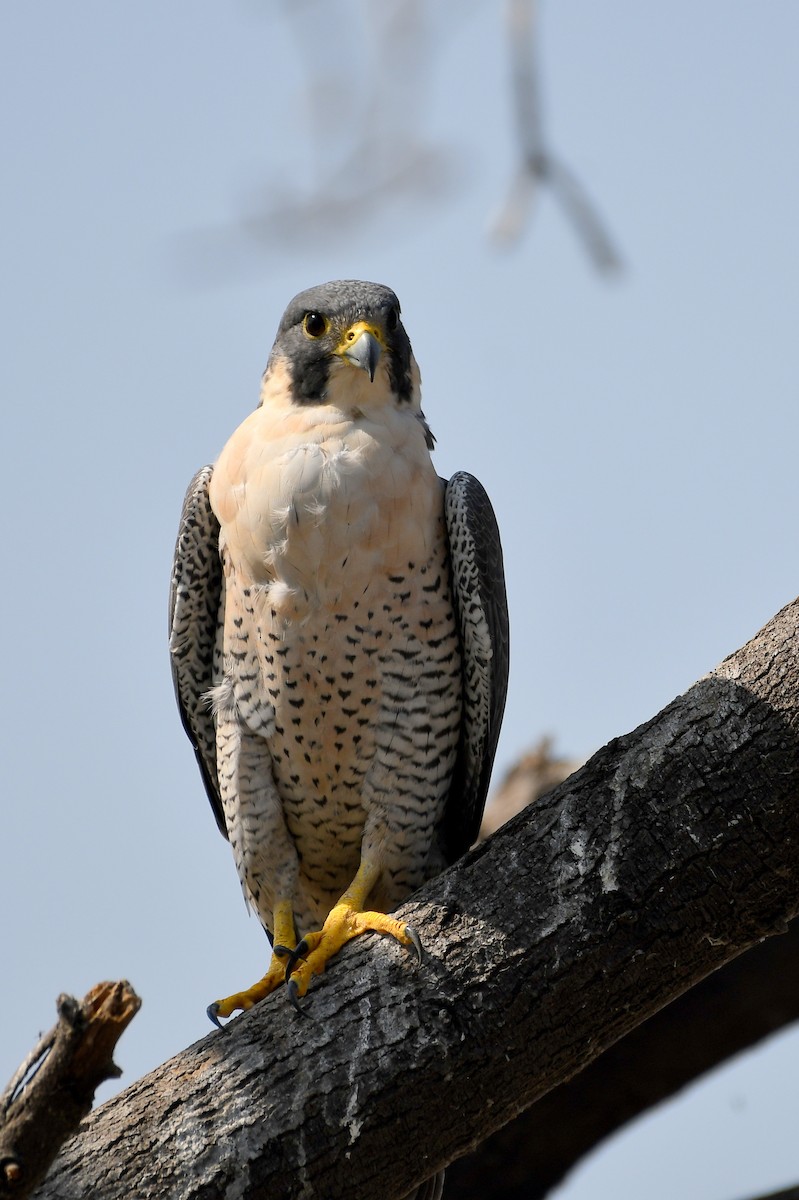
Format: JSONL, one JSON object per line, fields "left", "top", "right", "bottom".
{"left": 2, "top": 4, "right": 799, "bottom": 1198}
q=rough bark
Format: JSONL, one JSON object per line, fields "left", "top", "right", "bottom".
{"left": 0, "top": 982, "right": 140, "bottom": 1200}
{"left": 445, "top": 914, "right": 799, "bottom": 1197}
{"left": 478, "top": 736, "right": 583, "bottom": 841}
{"left": 34, "top": 598, "right": 799, "bottom": 1200}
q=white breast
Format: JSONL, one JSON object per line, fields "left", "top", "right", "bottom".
{"left": 210, "top": 374, "right": 442, "bottom": 616}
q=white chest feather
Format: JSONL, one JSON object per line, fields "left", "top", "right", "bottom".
{"left": 210, "top": 389, "right": 442, "bottom": 614}
{"left": 207, "top": 369, "right": 461, "bottom": 915}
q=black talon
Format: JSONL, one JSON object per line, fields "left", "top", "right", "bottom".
{"left": 283, "top": 937, "right": 309, "bottom": 982}
{"left": 206, "top": 1002, "right": 224, "bottom": 1029}
{"left": 405, "top": 923, "right": 423, "bottom": 966}
{"left": 287, "top": 978, "right": 312, "bottom": 1019}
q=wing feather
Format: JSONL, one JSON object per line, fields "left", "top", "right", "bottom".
{"left": 168, "top": 465, "right": 226, "bottom": 837}
{"left": 441, "top": 471, "right": 510, "bottom": 860}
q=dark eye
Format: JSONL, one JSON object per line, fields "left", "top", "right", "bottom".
{"left": 303, "top": 311, "right": 329, "bottom": 338}
{"left": 386, "top": 306, "right": 399, "bottom": 333}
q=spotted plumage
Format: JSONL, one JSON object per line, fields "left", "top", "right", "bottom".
{"left": 169, "top": 280, "right": 509, "bottom": 1020}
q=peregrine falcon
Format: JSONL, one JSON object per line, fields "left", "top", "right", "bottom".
{"left": 169, "top": 280, "right": 509, "bottom": 1023}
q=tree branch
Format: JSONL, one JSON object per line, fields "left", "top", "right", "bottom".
{"left": 34, "top": 599, "right": 799, "bottom": 1200}
{"left": 0, "top": 982, "right": 140, "bottom": 1200}
{"left": 446, "top": 914, "right": 799, "bottom": 1197}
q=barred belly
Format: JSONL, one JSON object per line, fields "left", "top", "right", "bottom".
{"left": 262, "top": 541, "right": 462, "bottom": 925}
{"left": 211, "top": 397, "right": 463, "bottom": 932}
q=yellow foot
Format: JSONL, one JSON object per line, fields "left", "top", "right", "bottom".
{"left": 286, "top": 905, "right": 422, "bottom": 1009}
{"left": 207, "top": 947, "right": 292, "bottom": 1026}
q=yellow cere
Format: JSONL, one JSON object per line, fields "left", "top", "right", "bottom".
{"left": 335, "top": 320, "right": 386, "bottom": 355}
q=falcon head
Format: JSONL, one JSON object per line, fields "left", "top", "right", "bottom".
{"left": 262, "top": 279, "right": 420, "bottom": 410}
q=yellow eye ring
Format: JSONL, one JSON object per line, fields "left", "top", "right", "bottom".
{"left": 303, "top": 311, "right": 329, "bottom": 339}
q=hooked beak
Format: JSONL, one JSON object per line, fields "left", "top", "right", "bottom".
{"left": 338, "top": 322, "right": 383, "bottom": 382}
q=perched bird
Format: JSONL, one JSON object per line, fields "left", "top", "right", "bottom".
{"left": 169, "top": 280, "right": 509, "bottom": 1025}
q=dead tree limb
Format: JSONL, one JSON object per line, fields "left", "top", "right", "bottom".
{"left": 0, "top": 982, "right": 140, "bottom": 1200}
{"left": 492, "top": 0, "right": 622, "bottom": 270}
{"left": 446, "top": 913, "right": 799, "bottom": 1197}
{"left": 34, "top": 599, "right": 799, "bottom": 1200}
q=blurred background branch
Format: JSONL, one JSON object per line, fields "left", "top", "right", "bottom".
{"left": 178, "top": 0, "right": 621, "bottom": 282}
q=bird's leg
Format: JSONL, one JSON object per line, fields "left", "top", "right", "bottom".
{"left": 207, "top": 897, "right": 296, "bottom": 1025}
{"left": 285, "top": 858, "right": 422, "bottom": 1004}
